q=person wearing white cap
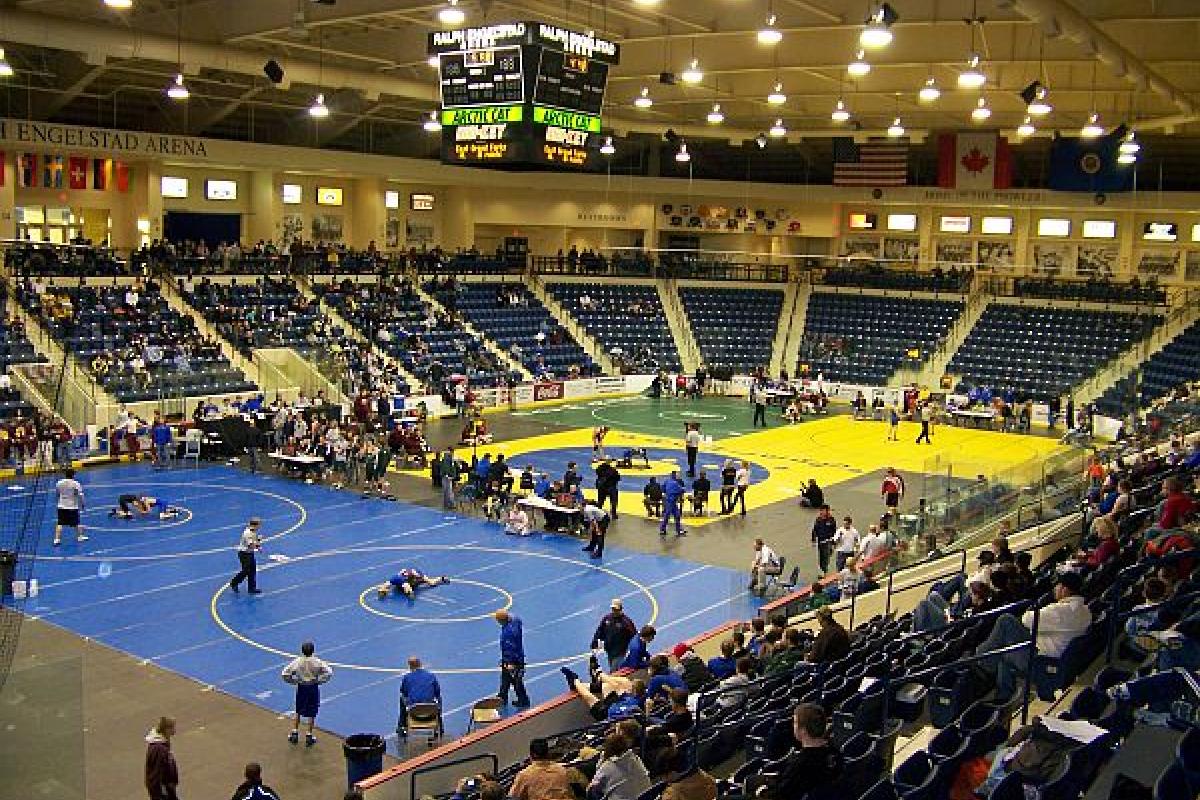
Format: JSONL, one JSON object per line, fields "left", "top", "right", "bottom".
{"left": 229, "top": 517, "right": 263, "bottom": 594}
{"left": 590, "top": 598, "right": 638, "bottom": 671}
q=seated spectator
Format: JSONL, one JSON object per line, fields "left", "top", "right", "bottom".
{"left": 706, "top": 640, "right": 737, "bottom": 680}
{"left": 587, "top": 732, "right": 651, "bottom": 800}
{"left": 808, "top": 607, "right": 850, "bottom": 664}
{"left": 646, "top": 655, "right": 686, "bottom": 704}
{"left": 1075, "top": 516, "right": 1120, "bottom": 569}
{"left": 690, "top": 471, "right": 710, "bottom": 515}
{"left": 658, "top": 745, "right": 717, "bottom": 800}
{"left": 509, "top": 738, "right": 588, "bottom": 800}
{"left": 765, "top": 628, "right": 807, "bottom": 676}
{"left": 671, "top": 644, "right": 714, "bottom": 693}
{"left": 655, "top": 688, "right": 693, "bottom": 739}
{"left": 1155, "top": 476, "right": 1196, "bottom": 532}
{"left": 799, "top": 479, "right": 825, "bottom": 508}
{"left": 643, "top": 477, "right": 663, "bottom": 517}
{"left": 974, "top": 571, "right": 1091, "bottom": 697}
{"left": 715, "top": 657, "right": 753, "bottom": 709}
{"left": 736, "top": 705, "right": 843, "bottom": 800}
{"left": 504, "top": 504, "right": 531, "bottom": 536}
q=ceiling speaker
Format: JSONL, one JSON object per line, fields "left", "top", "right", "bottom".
{"left": 263, "top": 59, "right": 284, "bottom": 84}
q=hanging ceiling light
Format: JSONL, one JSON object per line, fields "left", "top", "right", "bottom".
{"left": 1023, "top": 83, "right": 1052, "bottom": 116}
{"left": 958, "top": 53, "right": 986, "bottom": 89}
{"left": 767, "top": 82, "right": 787, "bottom": 105}
{"left": 675, "top": 142, "right": 691, "bottom": 163}
{"left": 758, "top": 15, "right": 783, "bottom": 45}
{"left": 769, "top": 118, "right": 787, "bottom": 137}
{"left": 706, "top": 103, "right": 724, "bottom": 124}
{"left": 437, "top": 0, "right": 465, "bottom": 25}
{"left": 860, "top": 3, "right": 898, "bottom": 49}
{"left": 918, "top": 77, "right": 940, "bottom": 103}
{"left": 1016, "top": 116, "right": 1036, "bottom": 137}
{"left": 970, "top": 96, "right": 991, "bottom": 121}
{"left": 887, "top": 116, "right": 905, "bottom": 137}
{"left": 104, "top": 0, "right": 133, "bottom": 8}
{"left": 422, "top": 111, "right": 442, "bottom": 132}
{"left": 308, "top": 93, "right": 330, "bottom": 119}
{"left": 847, "top": 50, "right": 871, "bottom": 77}
{"left": 600, "top": 136, "right": 616, "bottom": 155}
{"left": 634, "top": 87, "right": 653, "bottom": 108}
{"left": 1081, "top": 112, "right": 1104, "bottom": 138}
{"left": 681, "top": 58, "right": 703, "bottom": 84}
{"left": 0, "top": 48, "right": 13, "bottom": 79}
{"left": 831, "top": 97, "right": 851, "bottom": 122}
{"left": 166, "top": 73, "right": 190, "bottom": 100}
{"left": 1118, "top": 130, "right": 1140, "bottom": 155}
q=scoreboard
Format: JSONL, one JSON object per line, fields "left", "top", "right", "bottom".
{"left": 429, "top": 22, "right": 620, "bottom": 169}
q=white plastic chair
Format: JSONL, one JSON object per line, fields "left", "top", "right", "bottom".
{"left": 182, "top": 428, "right": 202, "bottom": 467}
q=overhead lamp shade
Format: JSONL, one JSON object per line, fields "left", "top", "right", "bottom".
{"left": 918, "top": 78, "right": 940, "bottom": 102}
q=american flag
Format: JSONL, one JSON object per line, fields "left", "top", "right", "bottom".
{"left": 833, "top": 137, "right": 909, "bottom": 186}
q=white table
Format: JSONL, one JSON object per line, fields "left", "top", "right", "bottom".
{"left": 952, "top": 409, "right": 995, "bottom": 429}
{"left": 268, "top": 451, "right": 326, "bottom": 478}
{"left": 518, "top": 496, "right": 582, "bottom": 535}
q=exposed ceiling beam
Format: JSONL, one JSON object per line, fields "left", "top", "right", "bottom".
{"left": 777, "top": 0, "right": 844, "bottom": 24}
{"left": 39, "top": 56, "right": 110, "bottom": 119}
{"left": 189, "top": 84, "right": 268, "bottom": 134}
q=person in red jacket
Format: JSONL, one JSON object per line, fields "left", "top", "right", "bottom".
{"left": 144, "top": 716, "right": 180, "bottom": 800}
{"left": 1077, "top": 516, "right": 1120, "bottom": 569}
{"left": 1158, "top": 476, "right": 1196, "bottom": 530}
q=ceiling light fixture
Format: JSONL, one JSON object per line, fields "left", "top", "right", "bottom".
{"left": 755, "top": 134, "right": 768, "bottom": 149}
{"left": 769, "top": 118, "right": 787, "bottom": 137}
{"left": 758, "top": 14, "right": 783, "bottom": 45}
{"left": 847, "top": 50, "right": 871, "bottom": 77}
{"left": 104, "top": 0, "right": 133, "bottom": 8}
{"left": 971, "top": 96, "right": 991, "bottom": 121}
{"left": 1081, "top": 112, "right": 1104, "bottom": 138}
{"left": 1021, "top": 81, "right": 1052, "bottom": 116}
{"left": 0, "top": 48, "right": 13, "bottom": 79}
{"left": 437, "top": 0, "right": 465, "bottom": 25}
{"left": 887, "top": 116, "right": 905, "bottom": 137}
{"left": 958, "top": 53, "right": 986, "bottom": 89}
{"left": 675, "top": 142, "right": 691, "bottom": 163}
{"left": 918, "top": 77, "right": 940, "bottom": 102}
{"left": 706, "top": 103, "right": 724, "bottom": 124}
{"left": 681, "top": 58, "right": 703, "bottom": 84}
{"left": 831, "top": 97, "right": 851, "bottom": 122}
{"left": 767, "top": 82, "right": 787, "bottom": 105}
{"left": 600, "top": 136, "right": 615, "bottom": 155}
{"left": 1118, "top": 130, "right": 1140, "bottom": 155}
{"left": 860, "top": 3, "right": 898, "bottom": 49}
{"left": 423, "top": 111, "right": 442, "bottom": 132}
{"left": 634, "top": 87, "right": 653, "bottom": 108}
{"left": 166, "top": 73, "right": 190, "bottom": 100}
{"left": 1117, "top": 151, "right": 1136, "bottom": 165}
{"left": 1016, "top": 116, "right": 1035, "bottom": 137}
{"left": 308, "top": 93, "right": 330, "bottom": 119}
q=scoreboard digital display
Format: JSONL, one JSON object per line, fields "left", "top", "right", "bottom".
{"left": 429, "top": 22, "right": 620, "bottom": 170}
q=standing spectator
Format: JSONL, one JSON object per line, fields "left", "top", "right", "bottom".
{"left": 454, "top": 382, "right": 467, "bottom": 417}
{"left": 591, "top": 599, "right": 637, "bottom": 671}
{"left": 281, "top": 640, "right": 333, "bottom": 746}
{"left": 582, "top": 500, "right": 611, "bottom": 558}
{"left": 833, "top": 516, "right": 859, "bottom": 572}
{"left": 659, "top": 470, "right": 686, "bottom": 537}
{"left": 595, "top": 459, "right": 621, "bottom": 519}
{"left": 886, "top": 403, "right": 900, "bottom": 441}
{"left": 439, "top": 448, "right": 459, "bottom": 510}
{"left": 495, "top": 610, "right": 531, "bottom": 707}
{"left": 229, "top": 517, "right": 263, "bottom": 594}
{"left": 749, "top": 538, "right": 782, "bottom": 596}
{"left": 880, "top": 467, "right": 905, "bottom": 516}
{"left": 230, "top": 763, "right": 281, "bottom": 800}
{"left": 858, "top": 524, "right": 890, "bottom": 565}
{"left": 621, "top": 625, "right": 657, "bottom": 671}
{"left": 52, "top": 467, "right": 87, "bottom": 546}
{"left": 397, "top": 656, "right": 442, "bottom": 738}
{"left": 684, "top": 424, "right": 701, "bottom": 478}
{"left": 151, "top": 414, "right": 173, "bottom": 468}
{"left": 732, "top": 460, "right": 750, "bottom": 517}
{"left": 915, "top": 402, "right": 932, "bottom": 444}
{"left": 144, "top": 716, "right": 180, "bottom": 800}
{"left": 811, "top": 505, "right": 837, "bottom": 574}
{"left": 750, "top": 383, "right": 767, "bottom": 428}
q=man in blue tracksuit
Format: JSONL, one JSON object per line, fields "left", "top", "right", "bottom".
{"left": 494, "top": 610, "right": 531, "bottom": 707}
{"left": 619, "top": 624, "right": 657, "bottom": 670}
{"left": 659, "top": 470, "right": 686, "bottom": 537}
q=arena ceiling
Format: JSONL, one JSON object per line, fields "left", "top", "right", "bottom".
{"left": 1, "top": 0, "right": 1199, "bottom": 153}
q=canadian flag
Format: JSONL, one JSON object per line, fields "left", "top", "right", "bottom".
{"left": 937, "top": 132, "right": 1012, "bottom": 190}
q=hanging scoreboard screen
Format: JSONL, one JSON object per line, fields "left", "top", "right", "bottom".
{"left": 429, "top": 22, "right": 619, "bottom": 170}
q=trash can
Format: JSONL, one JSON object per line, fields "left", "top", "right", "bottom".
{"left": 0, "top": 550, "right": 16, "bottom": 597}
{"left": 343, "top": 733, "right": 386, "bottom": 788}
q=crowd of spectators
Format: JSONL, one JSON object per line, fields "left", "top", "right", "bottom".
{"left": 179, "top": 275, "right": 330, "bottom": 359}
{"left": 1014, "top": 275, "right": 1167, "bottom": 305}
{"left": 822, "top": 263, "right": 973, "bottom": 293}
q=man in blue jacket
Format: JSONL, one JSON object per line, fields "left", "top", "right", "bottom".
{"left": 659, "top": 470, "right": 687, "bottom": 537}
{"left": 494, "top": 610, "right": 531, "bottom": 707}
{"left": 397, "top": 656, "right": 443, "bottom": 738}
{"left": 620, "top": 624, "right": 657, "bottom": 670}
{"left": 151, "top": 415, "right": 173, "bottom": 469}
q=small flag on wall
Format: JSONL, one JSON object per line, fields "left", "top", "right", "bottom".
{"left": 936, "top": 132, "right": 1012, "bottom": 190}
{"left": 68, "top": 156, "right": 88, "bottom": 190}
{"left": 18, "top": 153, "right": 37, "bottom": 188}
{"left": 93, "top": 158, "right": 110, "bottom": 191}
{"left": 833, "top": 138, "right": 910, "bottom": 186}
{"left": 42, "top": 155, "right": 64, "bottom": 189}
{"left": 115, "top": 161, "right": 130, "bottom": 193}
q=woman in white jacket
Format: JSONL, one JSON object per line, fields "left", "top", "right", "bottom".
{"left": 588, "top": 733, "right": 651, "bottom": 800}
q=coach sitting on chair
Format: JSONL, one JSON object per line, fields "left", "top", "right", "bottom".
{"left": 397, "top": 656, "right": 442, "bottom": 738}
{"left": 643, "top": 477, "right": 664, "bottom": 518}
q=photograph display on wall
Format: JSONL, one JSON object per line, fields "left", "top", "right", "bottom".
{"left": 1184, "top": 251, "right": 1200, "bottom": 281}
{"left": 934, "top": 239, "right": 974, "bottom": 267}
{"left": 976, "top": 240, "right": 1015, "bottom": 272}
{"left": 386, "top": 215, "right": 401, "bottom": 249}
{"left": 840, "top": 236, "right": 880, "bottom": 259}
{"left": 882, "top": 237, "right": 920, "bottom": 263}
{"left": 1076, "top": 245, "right": 1117, "bottom": 278}
{"left": 406, "top": 221, "right": 435, "bottom": 246}
{"left": 281, "top": 214, "right": 303, "bottom": 247}
{"left": 1032, "top": 242, "right": 1073, "bottom": 276}
{"left": 1137, "top": 250, "right": 1181, "bottom": 278}
{"left": 311, "top": 214, "right": 343, "bottom": 242}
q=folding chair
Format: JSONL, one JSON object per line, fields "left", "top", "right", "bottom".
{"left": 399, "top": 702, "right": 443, "bottom": 748}
{"left": 465, "top": 696, "right": 504, "bottom": 734}
{"left": 182, "top": 428, "right": 202, "bottom": 467}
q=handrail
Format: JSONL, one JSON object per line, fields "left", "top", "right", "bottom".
{"left": 407, "top": 753, "right": 499, "bottom": 800}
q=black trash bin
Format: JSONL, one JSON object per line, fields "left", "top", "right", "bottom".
{"left": 343, "top": 733, "right": 386, "bottom": 787}
{"left": 0, "top": 549, "right": 16, "bottom": 597}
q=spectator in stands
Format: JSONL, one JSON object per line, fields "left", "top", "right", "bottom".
{"left": 509, "top": 738, "right": 588, "bottom": 800}
{"left": 1075, "top": 516, "right": 1120, "bottom": 569}
{"left": 646, "top": 655, "right": 686, "bottom": 703}
{"left": 765, "top": 628, "right": 807, "bottom": 676}
{"left": 738, "top": 704, "right": 843, "bottom": 800}
{"left": 591, "top": 599, "right": 638, "bottom": 671}
{"left": 621, "top": 625, "right": 657, "bottom": 671}
{"left": 396, "top": 656, "right": 441, "bottom": 738}
{"left": 837, "top": 556, "right": 861, "bottom": 598}
{"left": 749, "top": 538, "right": 782, "bottom": 596}
{"left": 808, "top": 607, "right": 850, "bottom": 664}
{"left": 588, "top": 732, "right": 652, "bottom": 800}
{"left": 1154, "top": 475, "right": 1196, "bottom": 532}
{"left": 707, "top": 640, "right": 737, "bottom": 680}
{"left": 670, "top": 644, "right": 713, "bottom": 693}
{"left": 975, "top": 571, "right": 1092, "bottom": 698}
{"left": 659, "top": 744, "right": 717, "bottom": 800}
{"left": 716, "top": 657, "right": 753, "bottom": 709}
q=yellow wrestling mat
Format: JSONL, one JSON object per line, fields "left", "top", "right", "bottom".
{"left": 480, "top": 416, "right": 1068, "bottom": 528}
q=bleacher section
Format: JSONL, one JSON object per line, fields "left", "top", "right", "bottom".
{"left": 798, "top": 293, "right": 964, "bottom": 384}
{"left": 18, "top": 282, "right": 255, "bottom": 402}
{"left": 822, "top": 266, "right": 972, "bottom": 293}
{"left": 315, "top": 281, "right": 508, "bottom": 388}
{"left": 548, "top": 283, "right": 681, "bottom": 373}
{"left": 431, "top": 282, "right": 599, "bottom": 379}
{"left": 180, "top": 277, "right": 329, "bottom": 358}
{"left": 679, "top": 287, "right": 783, "bottom": 373}
{"left": 1096, "top": 318, "right": 1200, "bottom": 417}
{"left": 948, "top": 305, "right": 1161, "bottom": 400}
